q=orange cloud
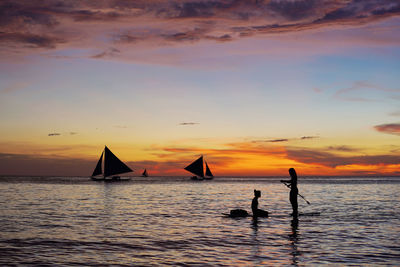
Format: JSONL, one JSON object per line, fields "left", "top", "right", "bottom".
{"left": 1, "top": 140, "right": 399, "bottom": 176}
{"left": 143, "top": 142, "right": 400, "bottom": 176}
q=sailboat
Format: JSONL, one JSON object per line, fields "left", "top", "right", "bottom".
{"left": 142, "top": 169, "right": 148, "bottom": 177}
{"left": 91, "top": 146, "right": 133, "bottom": 181}
{"left": 184, "top": 155, "right": 214, "bottom": 180}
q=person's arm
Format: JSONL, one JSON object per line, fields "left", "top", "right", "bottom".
{"left": 280, "top": 180, "right": 291, "bottom": 188}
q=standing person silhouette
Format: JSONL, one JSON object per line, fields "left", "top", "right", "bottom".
{"left": 251, "top": 190, "right": 268, "bottom": 217}
{"left": 281, "top": 168, "right": 298, "bottom": 217}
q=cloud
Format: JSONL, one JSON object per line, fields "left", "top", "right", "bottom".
{"left": 0, "top": 82, "right": 29, "bottom": 94}
{"left": 390, "top": 146, "right": 400, "bottom": 153}
{"left": 300, "top": 136, "right": 319, "bottom": 140}
{"left": 1, "top": 140, "right": 399, "bottom": 176}
{"left": 159, "top": 142, "right": 285, "bottom": 157}
{"left": 268, "top": 139, "right": 289, "bottom": 143}
{"left": 389, "top": 111, "right": 400, "bottom": 117}
{"left": 91, "top": 47, "right": 120, "bottom": 59}
{"left": 146, "top": 141, "right": 290, "bottom": 176}
{"left": 287, "top": 147, "right": 400, "bottom": 167}
{"left": 146, "top": 140, "right": 400, "bottom": 176}
{"left": 179, "top": 122, "right": 199, "bottom": 126}
{"left": 0, "top": 32, "right": 65, "bottom": 48}
{"left": 115, "top": 34, "right": 138, "bottom": 44}
{"left": 253, "top": 136, "right": 319, "bottom": 143}
{"left": 126, "top": 160, "right": 188, "bottom": 175}
{"left": 327, "top": 145, "right": 361, "bottom": 152}
{"left": 335, "top": 81, "right": 400, "bottom": 102}
{"left": 0, "top": 152, "right": 94, "bottom": 176}
{"left": 313, "top": 87, "right": 323, "bottom": 93}
{"left": 48, "top": 132, "right": 79, "bottom": 136}
{"left": 163, "top": 27, "right": 209, "bottom": 42}
{"left": 1, "top": 0, "right": 399, "bottom": 58}
{"left": 374, "top": 123, "right": 400, "bottom": 136}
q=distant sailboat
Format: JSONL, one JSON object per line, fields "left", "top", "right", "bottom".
{"left": 91, "top": 146, "right": 133, "bottom": 181}
{"left": 184, "top": 155, "right": 214, "bottom": 180}
{"left": 142, "top": 169, "right": 148, "bottom": 177}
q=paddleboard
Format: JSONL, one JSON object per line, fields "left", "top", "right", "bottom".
{"left": 222, "top": 212, "right": 321, "bottom": 218}
{"left": 222, "top": 213, "right": 251, "bottom": 218}
{"left": 299, "top": 212, "right": 320, "bottom": 216}
{"left": 221, "top": 213, "right": 269, "bottom": 218}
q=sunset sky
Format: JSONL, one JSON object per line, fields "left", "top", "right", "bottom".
{"left": 0, "top": 0, "right": 399, "bottom": 176}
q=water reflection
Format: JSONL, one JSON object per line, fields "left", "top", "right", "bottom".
{"left": 250, "top": 216, "right": 262, "bottom": 266}
{"left": 289, "top": 217, "right": 300, "bottom": 266}
{"left": 102, "top": 184, "right": 115, "bottom": 218}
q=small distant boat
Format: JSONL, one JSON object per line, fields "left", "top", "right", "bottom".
{"left": 142, "top": 169, "right": 148, "bottom": 177}
{"left": 184, "top": 155, "right": 214, "bottom": 180}
{"left": 91, "top": 146, "right": 133, "bottom": 181}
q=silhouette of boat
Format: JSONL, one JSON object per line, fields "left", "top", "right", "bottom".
{"left": 91, "top": 146, "right": 133, "bottom": 181}
{"left": 184, "top": 155, "right": 214, "bottom": 180}
{"left": 142, "top": 169, "right": 148, "bottom": 177}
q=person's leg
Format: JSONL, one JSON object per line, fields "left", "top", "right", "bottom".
{"left": 290, "top": 194, "right": 298, "bottom": 216}
{"left": 292, "top": 198, "right": 298, "bottom": 217}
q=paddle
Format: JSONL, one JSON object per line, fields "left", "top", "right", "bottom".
{"left": 281, "top": 181, "right": 311, "bottom": 205}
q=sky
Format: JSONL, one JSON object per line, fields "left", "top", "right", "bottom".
{"left": 0, "top": 0, "right": 399, "bottom": 176}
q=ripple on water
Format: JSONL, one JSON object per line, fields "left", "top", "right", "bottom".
{"left": 0, "top": 179, "right": 399, "bottom": 265}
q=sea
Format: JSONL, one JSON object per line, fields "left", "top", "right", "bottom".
{"left": 0, "top": 176, "right": 399, "bottom": 266}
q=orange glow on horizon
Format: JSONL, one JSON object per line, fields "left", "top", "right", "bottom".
{"left": 0, "top": 139, "right": 399, "bottom": 177}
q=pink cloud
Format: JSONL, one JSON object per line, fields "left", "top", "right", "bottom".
{"left": 374, "top": 123, "right": 400, "bottom": 135}
{"left": 0, "top": 82, "right": 30, "bottom": 94}
{"left": 335, "top": 81, "right": 400, "bottom": 102}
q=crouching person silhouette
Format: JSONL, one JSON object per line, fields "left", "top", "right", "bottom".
{"left": 252, "top": 190, "right": 269, "bottom": 218}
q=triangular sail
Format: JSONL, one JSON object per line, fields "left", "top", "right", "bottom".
{"left": 92, "top": 151, "right": 103, "bottom": 177}
{"left": 142, "top": 169, "right": 148, "bottom": 177}
{"left": 104, "top": 146, "right": 133, "bottom": 177}
{"left": 205, "top": 161, "right": 213, "bottom": 177}
{"left": 184, "top": 156, "right": 204, "bottom": 177}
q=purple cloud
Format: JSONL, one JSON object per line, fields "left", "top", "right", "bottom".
{"left": 1, "top": 0, "right": 399, "bottom": 56}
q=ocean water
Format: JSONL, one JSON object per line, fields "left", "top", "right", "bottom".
{"left": 0, "top": 176, "right": 399, "bottom": 266}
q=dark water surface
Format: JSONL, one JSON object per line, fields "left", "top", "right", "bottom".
{"left": 0, "top": 177, "right": 399, "bottom": 266}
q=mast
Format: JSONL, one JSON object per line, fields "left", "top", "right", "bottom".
{"left": 103, "top": 146, "right": 106, "bottom": 179}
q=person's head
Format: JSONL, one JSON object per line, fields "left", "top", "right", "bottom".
{"left": 254, "top": 189, "right": 261, "bottom": 198}
{"left": 289, "top": 168, "right": 297, "bottom": 180}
